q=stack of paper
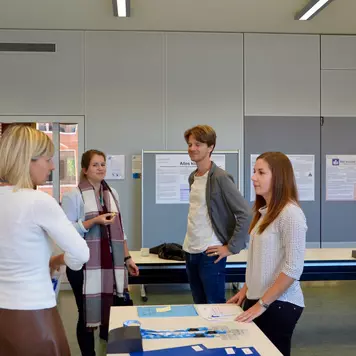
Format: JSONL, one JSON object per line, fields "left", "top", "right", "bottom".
{"left": 130, "top": 344, "right": 260, "bottom": 356}
{"left": 195, "top": 305, "right": 240, "bottom": 321}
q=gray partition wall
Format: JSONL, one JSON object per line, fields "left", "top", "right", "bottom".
{"left": 142, "top": 150, "right": 240, "bottom": 248}
{"left": 321, "top": 117, "right": 356, "bottom": 247}
{"left": 244, "top": 117, "right": 321, "bottom": 247}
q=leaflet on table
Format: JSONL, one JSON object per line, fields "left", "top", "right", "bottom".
{"left": 195, "top": 304, "right": 240, "bottom": 321}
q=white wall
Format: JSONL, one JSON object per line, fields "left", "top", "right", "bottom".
{"left": 165, "top": 33, "right": 243, "bottom": 151}
{"left": 244, "top": 33, "right": 320, "bottom": 117}
{"left": 85, "top": 31, "right": 165, "bottom": 249}
{"left": 0, "top": 30, "right": 84, "bottom": 115}
{"left": 2, "top": 30, "right": 356, "bottom": 248}
{"left": 322, "top": 36, "right": 356, "bottom": 70}
{"left": 84, "top": 31, "right": 244, "bottom": 248}
{"left": 321, "top": 35, "right": 356, "bottom": 117}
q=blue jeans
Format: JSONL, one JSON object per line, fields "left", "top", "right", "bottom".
{"left": 185, "top": 251, "right": 227, "bottom": 304}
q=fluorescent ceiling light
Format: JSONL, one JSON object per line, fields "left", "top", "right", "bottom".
{"left": 112, "top": 0, "right": 130, "bottom": 17}
{"left": 295, "top": 0, "right": 335, "bottom": 21}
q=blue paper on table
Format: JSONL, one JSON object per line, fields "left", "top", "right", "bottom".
{"left": 130, "top": 344, "right": 207, "bottom": 356}
{"left": 130, "top": 346, "right": 260, "bottom": 356}
{"left": 202, "top": 346, "right": 261, "bottom": 356}
{"left": 137, "top": 305, "right": 198, "bottom": 318}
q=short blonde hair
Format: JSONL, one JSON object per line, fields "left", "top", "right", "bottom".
{"left": 0, "top": 125, "right": 54, "bottom": 189}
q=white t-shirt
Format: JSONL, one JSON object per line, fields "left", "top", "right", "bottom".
{"left": 183, "top": 172, "right": 222, "bottom": 254}
{"left": 0, "top": 186, "right": 89, "bottom": 310}
{"left": 246, "top": 203, "right": 307, "bottom": 307}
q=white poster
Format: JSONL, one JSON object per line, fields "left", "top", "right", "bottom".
{"left": 326, "top": 155, "right": 356, "bottom": 201}
{"left": 250, "top": 154, "right": 315, "bottom": 202}
{"left": 105, "top": 155, "right": 125, "bottom": 180}
{"left": 155, "top": 154, "right": 225, "bottom": 204}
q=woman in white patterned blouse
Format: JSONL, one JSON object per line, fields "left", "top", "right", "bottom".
{"left": 228, "top": 151, "right": 307, "bottom": 356}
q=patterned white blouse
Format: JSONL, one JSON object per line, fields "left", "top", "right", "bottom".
{"left": 246, "top": 203, "right": 307, "bottom": 307}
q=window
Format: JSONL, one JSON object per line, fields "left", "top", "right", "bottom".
{"left": 37, "top": 123, "right": 76, "bottom": 134}
{"left": 60, "top": 150, "right": 77, "bottom": 185}
{"left": 36, "top": 122, "right": 79, "bottom": 199}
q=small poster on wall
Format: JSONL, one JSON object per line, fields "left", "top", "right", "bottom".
{"left": 250, "top": 154, "right": 315, "bottom": 202}
{"left": 105, "top": 155, "right": 125, "bottom": 180}
{"left": 326, "top": 155, "right": 356, "bottom": 201}
{"left": 132, "top": 155, "right": 142, "bottom": 179}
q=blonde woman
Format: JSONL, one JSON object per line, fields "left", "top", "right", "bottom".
{"left": 0, "top": 125, "right": 89, "bottom": 356}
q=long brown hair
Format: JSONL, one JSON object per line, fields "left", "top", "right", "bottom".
{"left": 79, "top": 149, "right": 106, "bottom": 183}
{"left": 249, "top": 152, "right": 299, "bottom": 235}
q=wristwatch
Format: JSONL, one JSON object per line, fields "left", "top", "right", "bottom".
{"left": 124, "top": 255, "right": 132, "bottom": 263}
{"left": 258, "top": 299, "right": 270, "bottom": 309}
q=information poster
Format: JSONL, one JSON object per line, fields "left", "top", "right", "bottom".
{"left": 155, "top": 154, "right": 225, "bottom": 204}
{"left": 105, "top": 155, "right": 125, "bottom": 180}
{"left": 326, "top": 155, "right": 356, "bottom": 201}
{"left": 250, "top": 154, "right": 315, "bottom": 202}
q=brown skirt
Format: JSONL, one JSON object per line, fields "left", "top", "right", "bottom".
{"left": 0, "top": 306, "right": 71, "bottom": 356}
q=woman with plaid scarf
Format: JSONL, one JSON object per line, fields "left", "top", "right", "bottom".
{"left": 62, "top": 149, "right": 139, "bottom": 356}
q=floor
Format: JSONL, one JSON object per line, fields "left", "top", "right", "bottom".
{"left": 58, "top": 281, "right": 356, "bottom": 356}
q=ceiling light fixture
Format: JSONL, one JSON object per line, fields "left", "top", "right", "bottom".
{"left": 112, "top": 0, "right": 130, "bottom": 17}
{"left": 295, "top": 0, "right": 335, "bottom": 21}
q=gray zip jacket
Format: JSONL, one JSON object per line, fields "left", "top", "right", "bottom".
{"left": 188, "top": 162, "right": 251, "bottom": 254}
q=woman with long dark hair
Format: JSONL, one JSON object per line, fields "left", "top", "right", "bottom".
{"left": 228, "top": 152, "right": 307, "bottom": 356}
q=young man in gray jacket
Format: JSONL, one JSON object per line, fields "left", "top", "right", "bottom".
{"left": 183, "top": 125, "right": 250, "bottom": 304}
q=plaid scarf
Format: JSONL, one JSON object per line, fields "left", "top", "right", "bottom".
{"left": 78, "top": 179, "right": 128, "bottom": 328}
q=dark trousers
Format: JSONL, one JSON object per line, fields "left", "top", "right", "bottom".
{"left": 185, "top": 251, "right": 227, "bottom": 304}
{"left": 244, "top": 299, "right": 303, "bottom": 356}
{"left": 66, "top": 268, "right": 109, "bottom": 356}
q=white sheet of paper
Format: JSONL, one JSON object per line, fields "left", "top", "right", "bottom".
{"left": 105, "top": 155, "right": 125, "bottom": 180}
{"left": 326, "top": 155, "right": 356, "bottom": 201}
{"left": 195, "top": 304, "right": 240, "bottom": 321}
{"left": 155, "top": 154, "right": 226, "bottom": 204}
{"left": 192, "top": 346, "right": 204, "bottom": 352}
{"left": 250, "top": 154, "right": 315, "bottom": 202}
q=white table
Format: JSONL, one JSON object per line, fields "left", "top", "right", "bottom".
{"left": 129, "top": 248, "right": 356, "bottom": 300}
{"left": 108, "top": 304, "right": 283, "bottom": 356}
{"left": 131, "top": 248, "right": 356, "bottom": 265}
